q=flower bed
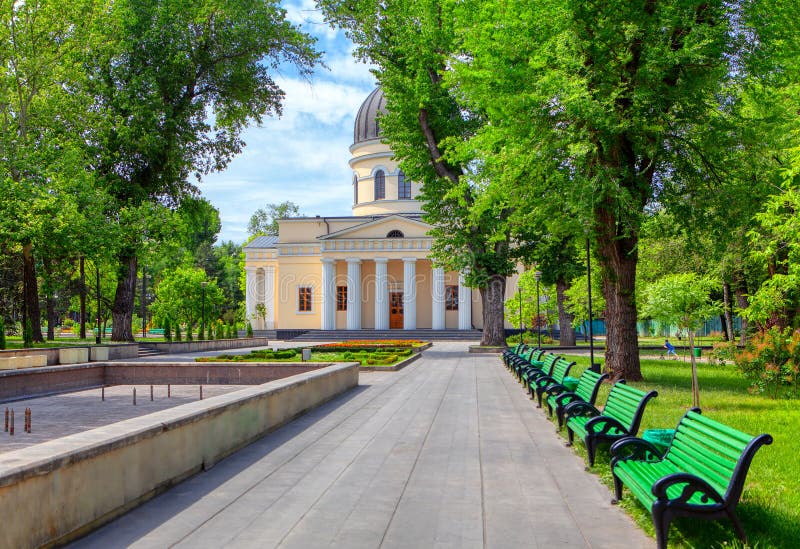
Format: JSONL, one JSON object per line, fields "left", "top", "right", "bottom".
{"left": 313, "top": 340, "right": 426, "bottom": 351}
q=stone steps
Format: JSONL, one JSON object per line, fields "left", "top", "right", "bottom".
{"left": 290, "top": 329, "right": 483, "bottom": 342}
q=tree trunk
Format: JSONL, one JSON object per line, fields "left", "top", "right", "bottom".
{"left": 480, "top": 274, "right": 507, "bottom": 347}
{"left": 556, "top": 278, "right": 576, "bottom": 346}
{"left": 43, "top": 258, "right": 56, "bottom": 341}
{"left": 111, "top": 252, "right": 137, "bottom": 342}
{"left": 79, "top": 256, "right": 87, "bottom": 339}
{"left": 688, "top": 330, "right": 700, "bottom": 408}
{"left": 722, "top": 282, "right": 734, "bottom": 342}
{"left": 22, "top": 243, "right": 43, "bottom": 342}
{"left": 719, "top": 314, "right": 729, "bottom": 341}
{"left": 735, "top": 281, "right": 749, "bottom": 345}
{"left": 595, "top": 211, "right": 642, "bottom": 381}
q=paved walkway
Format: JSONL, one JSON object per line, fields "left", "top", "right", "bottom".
{"left": 72, "top": 343, "right": 653, "bottom": 548}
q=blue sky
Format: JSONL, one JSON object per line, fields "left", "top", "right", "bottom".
{"left": 199, "top": 0, "right": 376, "bottom": 244}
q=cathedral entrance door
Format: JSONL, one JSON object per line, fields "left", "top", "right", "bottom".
{"left": 390, "top": 292, "right": 404, "bottom": 329}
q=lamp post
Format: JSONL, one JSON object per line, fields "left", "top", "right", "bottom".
{"left": 96, "top": 264, "right": 101, "bottom": 345}
{"left": 534, "top": 270, "right": 542, "bottom": 348}
{"left": 586, "top": 237, "right": 597, "bottom": 373}
{"left": 201, "top": 281, "right": 207, "bottom": 341}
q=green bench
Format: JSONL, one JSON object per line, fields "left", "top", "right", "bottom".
{"left": 513, "top": 348, "right": 545, "bottom": 381}
{"left": 509, "top": 347, "right": 538, "bottom": 376}
{"left": 530, "top": 357, "right": 576, "bottom": 408}
{"left": 545, "top": 369, "right": 609, "bottom": 429}
{"left": 520, "top": 352, "right": 557, "bottom": 389}
{"left": 503, "top": 343, "right": 526, "bottom": 367}
{"left": 610, "top": 409, "right": 772, "bottom": 549}
{"left": 565, "top": 381, "right": 658, "bottom": 466}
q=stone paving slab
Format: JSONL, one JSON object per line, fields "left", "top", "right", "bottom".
{"left": 0, "top": 385, "right": 244, "bottom": 453}
{"left": 70, "top": 343, "right": 653, "bottom": 548}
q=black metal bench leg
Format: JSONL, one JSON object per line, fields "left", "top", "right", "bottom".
{"left": 586, "top": 437, "right": 596, "bottom": 467}
{"left": 652, "top": 502, "right": 672, "bottom": 549}
{"left": 611, "top": 473, "right": 623, "bottom": 503}
{"left": 727, "top": 509, "right": 748, "bottom": 546}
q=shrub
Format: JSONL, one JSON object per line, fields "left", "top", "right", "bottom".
{"left": 175, "top": 324, "right": 182, "bottom": 341}
{"left": 274, "top": 350, "right": 296, "bottom": 359}
{"left": 735, "top": 327, "right": 799, "bottom": 398}
{"left": 0, "top": 318, "right": 5, "bottom": 350}
{"left": 216, "top": 321, "right": 225, "bottom": 340}
{"left": 164, "top": 318, "right": 172, "bottom": 342}
{"left": 232, "top": 323, "right": 239, "bottom": 338}
{"left": 246, "top": 321, "right": 253, "bottom": 338}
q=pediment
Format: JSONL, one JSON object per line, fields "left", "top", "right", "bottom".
{"left": 318, "top": 215, "right": 432, "bottom": 240}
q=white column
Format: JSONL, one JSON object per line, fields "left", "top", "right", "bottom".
{"left": 403, "top": 258, "right": 417, "bottom": 330}
{"left": 346, "top": 258, "right": 362, "bottom": 330}
{"left": 432, "top": 267, "right": 446, "bottom": 330}
{"left": 321, "top": 259, "right": 336, "bottom": 330}
{"left": 458, "top": 272, "right": 472, "bottom": 330}
{"left": 245, "top": 266, "right": 258, "bottom": 326}
{"left": 374, "top": 258, "right": 389, "bottom": 330}
{"left": 263, "top": 266, "right": 275, "bottom": 330}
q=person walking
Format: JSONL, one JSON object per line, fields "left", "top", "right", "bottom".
{"left": 664, "top": 339, "right": 678, "bottom": 359}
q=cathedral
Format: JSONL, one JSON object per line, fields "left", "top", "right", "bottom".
{"left": 243, "top": 88, "right": 512, "bottom": 332}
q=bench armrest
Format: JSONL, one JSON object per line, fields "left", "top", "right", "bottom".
{"left": 534, "top": 375, "right": 555, "bottom": 388}
{"left": 610, "top": 436, "right": 663, "bottom": 467}
{"left": 651, "top": 473, "right": 724, "bottom": 506}
{"left": 563, "top": 401, "right": 600, "bottom": 420}
{"left": 553, "top": 391, "right": 581, "bottom": 408}
{"left": 545, "top": 383, "right": 568, "bottom": 397}
{"left": 585, "top": 415, "right": 629, "bottom": 436}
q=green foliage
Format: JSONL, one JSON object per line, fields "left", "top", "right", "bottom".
{"left": 641, "top": 274, "right": 722, "bottom": 333}
{"left": 174, "top": 324, "right": 181, "bottom": 342}
{"left": 563, "top": 268, "right": 606, "bottom": 329}
{"left": 150, "top": 267, "right": 223, "bottom": 333}
{"left": 231, "top": 323, "right": 238, "bottom": 339}
{"left": 247, "top": 201, "right": 301, "bottom": 237}
{"left": 0, "top": 318, "right": 5, "bottom": 350}
{"left": 164, "top": 318, "right": 172, "bottom": 342}
{"left": 246, "top": 321, "right": 253, "bottom": 338}
{"left": 216, "top": 320, "right": 225, "bottom": 340}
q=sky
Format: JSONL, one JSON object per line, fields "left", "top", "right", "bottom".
{"left": 199, "top": 0, "right": 376, "bottom": 244}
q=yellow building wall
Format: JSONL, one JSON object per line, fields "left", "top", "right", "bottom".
{"left": 275, "top": 258, "right": 321, "bottom": 330}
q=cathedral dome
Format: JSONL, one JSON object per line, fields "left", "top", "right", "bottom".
{"left": 353, "top": 87, "right": 386, "bottom": 145}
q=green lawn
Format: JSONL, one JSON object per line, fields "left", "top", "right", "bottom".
{"left": 3, "top": 336, "right": 168, "bottom": 349}
{"left": 550, "top": 354, "right": 799, "bottom": 548}
{"left": 197, "top": 348, "right": 413, "bottom": 367}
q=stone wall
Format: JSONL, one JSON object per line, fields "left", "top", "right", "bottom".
{"left": 0, "top": 362, "right": 359, "bottom": 548}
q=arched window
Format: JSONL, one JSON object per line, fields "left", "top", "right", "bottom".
{"left": 387, "top": 230, "right": 404, "bottom": 238}
{"left": 374, "top": 170, "right": 385, "bottom": 200}
{"left": 398, "top": 170, "right": 411, "bottom": 199}
{"left": 353, "top": 174, "right": 358, "bottom": 204}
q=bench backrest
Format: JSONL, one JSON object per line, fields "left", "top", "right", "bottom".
{"left": 574, "top": 369, "right": 609, "bottom": 404}
{"left": 665, "top": 409, "right": 773, "bottom": 502}
{"left": 602, "top": 382, "right": 658, "bottom": 435}
{"left": 540, "top": 353, "right": 559, "bottom": 375}
{"left": 550, "top": 358, "right": 575, "bottom": 384}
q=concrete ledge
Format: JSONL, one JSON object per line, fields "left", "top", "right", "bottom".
{"left": 468, "top": 345, "right": 506, "bottom": 354}
{"left": 0, "top": 355, "right": 48, "bottom": 370}
{"left": 139, "top": 338, "right": 269, "bottom": 355}
{"left": 58, "top": 348, "right": 89, "bottom": 365}
{"left": 0, "top": 362, "right": 359, "bottom": 548}
{"left": 90, "top": 347, "right": 109, "bottom": 361}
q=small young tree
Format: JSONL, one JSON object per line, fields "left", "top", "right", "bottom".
{"left": 0, "top": 318, "right": 6, "bottom": 350}
{"left": 246, "top": 321, "right": 254, "bottom": 338}
{"left": 23, "top": 318, "right": 34, "bottom": 348}
{"left": 232, "top": 323, "right": 239, "bottom": 339}
{"left": 174, "top": 324, "right": 182, "bottom": 342}
{"left": 254, "top": 303, "right": 267, "bottom": 329}
{"left": 164, "top": 318, "right": 172, "bottom": 342}
{"left": 641, "top": 274, "right": 722, "bottom": 407}
{"left": 216, "top": 320, "right": 225, "bottom": 340}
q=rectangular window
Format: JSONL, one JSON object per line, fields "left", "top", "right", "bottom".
{"left": 337, "top": 285, "right": 347, "bottom": 311}
{"left": 298, "top": 286, "right": 312, "bottom": 312}
{"left": 445, "top": 285, "right": 459, "bottom": 311}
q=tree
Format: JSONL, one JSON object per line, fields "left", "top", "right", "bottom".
{"left": 247, "top": 201, "right": 301, "bottom": 236}
{"left": 84, "top": 0, "right": 319, "bottom": 341}
{"left": 150, "top": 266, "right": 223, "bottom": 337}
{"left": 641, "top": 274, "right": 721, "bottom": 407}
{"left": 450, "top": 0, "right": 735, "bottom": 379}
{"left": 320, "top": 0, "right": 536, "bottom": 346}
